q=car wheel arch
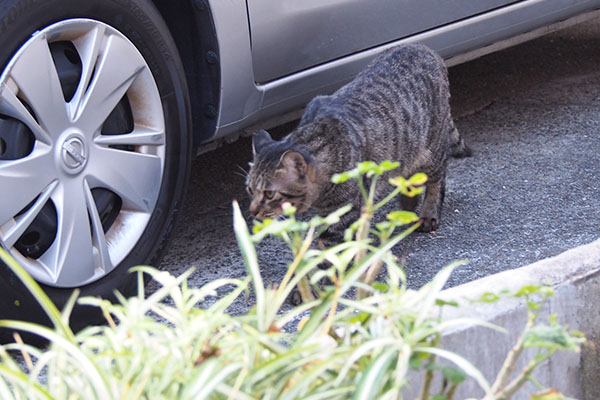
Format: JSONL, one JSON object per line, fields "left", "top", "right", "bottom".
{"left": 151, "top": 0, "right": 221, "bottom": 147}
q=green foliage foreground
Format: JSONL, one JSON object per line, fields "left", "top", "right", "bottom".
{"left": 0, "top": 161, "right": 585, "bottom": 400}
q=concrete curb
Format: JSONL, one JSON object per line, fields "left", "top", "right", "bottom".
{"left": 411, "top": 238, "right": 600, "bottom": 399}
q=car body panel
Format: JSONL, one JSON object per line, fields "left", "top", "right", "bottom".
{"left": 247, "top": 0, "right": 519, "bottom": 83}
{"left": 206, "top": 0, "right": 600, "bottom": 143}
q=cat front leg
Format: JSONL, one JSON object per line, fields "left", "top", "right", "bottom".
{"left": 400, "top": 193, "right": 419, "bottom": 212}
{"left": 418, "top": 175, "right": 446, "bottom": 232}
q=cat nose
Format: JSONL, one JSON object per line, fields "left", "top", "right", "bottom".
{"left": 249, "top": 203, "right": 258, "bottom": 217}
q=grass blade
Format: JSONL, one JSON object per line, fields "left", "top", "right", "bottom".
{"left": 279, "top": 354, "right": 344, "bottom": 400}
{"left": 0, "top": 248, "right": 74, "bottom": 342}
{"left": 414, "top": 346, "right": 493, "bottom": 396}
{"left": 302, "top": 386, "right": 355, "bottom": 400}
{"left": 0, "top": 320, "right": 112, "bottom": 399}
{"left": 334, "top": 338, "right": 398, "bottom": 387}
{"left": 184, "top": 359, "right": 243, "bottom": 399}
{"left": 354, "top": 348, "right": 397, "bottom": 400}
{"left": 413, "top": 261, "right": 466, "bottom": 327}
{"left": 232, "top": 201, "right": 266, "bottom": 332}
{"left": 0, "top": 365, "right": 53, "bottom": 400}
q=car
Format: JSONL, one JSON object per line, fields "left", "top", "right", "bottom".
{"left": 1, "top": 0, "right": 599, "bottom": 332}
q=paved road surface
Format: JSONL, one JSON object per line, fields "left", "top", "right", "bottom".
{"left": 151, "top": 19, "right": 600, "bottom": 300}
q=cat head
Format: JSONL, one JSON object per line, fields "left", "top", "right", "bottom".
{"left": 246, "top": 130, "right": 318, "bottom": 219}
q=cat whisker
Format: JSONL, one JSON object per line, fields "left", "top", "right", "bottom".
{"left": 233, "top": 170, "right": 249, "bottom": 179}
{"left": 235, "top": 164, "right": 249, "bottom": 177}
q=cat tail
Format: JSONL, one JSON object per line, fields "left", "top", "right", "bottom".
{"left": 449, "top": 121, "right": 473, "bottom": 158}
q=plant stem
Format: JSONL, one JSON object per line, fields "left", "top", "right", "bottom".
{"left": 420, "top": 338, "right": 440, "bottom": 400}
{"left": 354, "top": 208, "right": 374, "bottom": 300}
{"left": 421, "top": 367, "right": 434, "bottom": 400}
{"left": 100, "top": 301, "right": 117, "bottom": 329}
{"left": 372, "top": 187, "right": 402, "bottom": 213}
{"left": 368, "top": 175, "right": 379, "bottom": 204}
{"left": 353, "top": 212, "right": 372, "bottom": 263}
{"left": 321, "top": 287, "right": 340, "bottom": 335}
{"left": 353, "top": 176, "right": 379, "bottom": 296}
{"left": 298, "top": 276, "right": 315, "bottom": 303}
{"left": 276, "top": 226, "right": 315, "bottom": 300}
{"left": 13, "top": 333, "right": 33, "bottom": 372}
{"left": 358, "top": 258, "right": 383, "bottom": 300}
{"left": 446, "top": 383, "right": 458, "bottom": 399}
{"left": 360, "top": 230, "right": 392, "bottom": 295}
{"left": 357, "top": 176, "right": 369, "bottom": 201}
{"left": 490, "top": 313, "right": 534, "bottom": 395}
{"left": 495, "top": 353, "right": 552, "bottom": 400}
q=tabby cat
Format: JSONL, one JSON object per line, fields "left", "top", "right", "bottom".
{"left": 246, "top": 44, "right": 471, "bottom": 243}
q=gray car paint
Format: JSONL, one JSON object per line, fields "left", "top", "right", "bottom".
{"left": 247, "top": 0, "right": 519, "bottom": 83}
{"left": 207, "top": 0, "right": 600, "bottom": 141}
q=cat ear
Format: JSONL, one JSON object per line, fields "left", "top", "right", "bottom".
{"left": 279, "top": 150, "right": 317, "bottom": 182}
{"left": 252, "top": 130, "right": 273, "bottom": 155}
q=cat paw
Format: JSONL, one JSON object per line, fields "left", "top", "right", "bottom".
{"left": 418, "top": 217, "right": 439, "bottom": 233}
{"left": 317, "top": 234, "right": 343, "bottom": 249}
{"left": 286, "top": 279, "right": 333, "bottom": 306}
{"left": 286, "top": 286, "right": 321, "bottom": 306}
{"left": 287, "top": 288, "right": 303, "bottom": 306}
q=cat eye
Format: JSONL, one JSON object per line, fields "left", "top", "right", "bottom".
{"left": 264, "top": 190, "right": 275, "bottom": 199}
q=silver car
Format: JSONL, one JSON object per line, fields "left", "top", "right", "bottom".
{"left": 1, "top": 0, "right": 598, "bottom": 329}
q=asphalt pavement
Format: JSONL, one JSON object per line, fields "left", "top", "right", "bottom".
{"left": 150, "top": 19, "right": 600, "bottom": 300}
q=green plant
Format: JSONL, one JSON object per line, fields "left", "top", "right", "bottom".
{"left": 480, "top": 286, "right": 585, "bottom": 400}
{"left": 0, "top": 161, "right": 585, "bottom": 399}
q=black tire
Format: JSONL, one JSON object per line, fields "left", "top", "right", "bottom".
{"left": 0, "top": 0, "right": 191, "bottom": 340}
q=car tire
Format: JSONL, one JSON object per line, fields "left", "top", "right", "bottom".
{"left": 0, "top": 0, "right": 191, "bottom": 338}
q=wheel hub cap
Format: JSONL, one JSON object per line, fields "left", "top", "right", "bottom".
{"left": 60, "top": 134, "right": 88, "bottom": 173}
{"left": 0, "top": 18, "right": 166, "bottom": 287}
